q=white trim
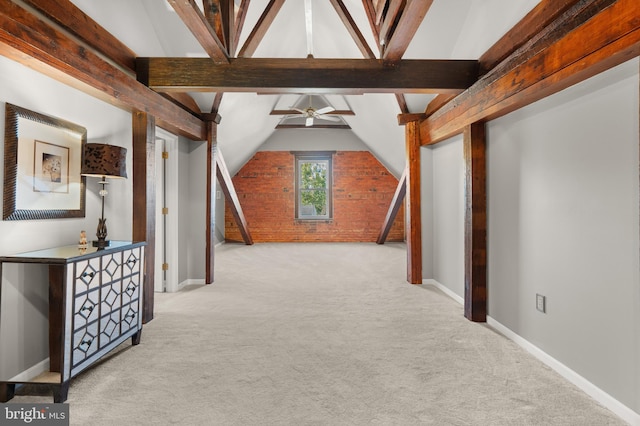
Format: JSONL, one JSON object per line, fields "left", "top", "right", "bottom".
{"left": 155, "top": 128, "right": 180, "bottom": 293}
{"left": 423, "top": 279, "right": 464, "bottom": 305}
{"left": 487, "top": 317, "right": 640, "bottom": 426}
{"left": 424, "top": 278, "right": 639, "bottom": 425}
{"left": 179, "top": 279, "right": 206, "bottom": 288}
{"left": 9, "top": 358, "right": 49, "bottom": 382}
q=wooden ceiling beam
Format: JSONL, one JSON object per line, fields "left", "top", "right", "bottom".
{"left": 137, "top": 57, "right": 478, "bottom": 94}
{"left": 237, "top": 0, "right": 286, "bottom": 58}
{"left": 167, "top": 0, "right": 229, "bottom": 64}
{"left": 420, "top": 0, "right": 640, "bottom": 145}
{"left": 202, "top": 0, "right": 228, "bottom": 50}
{"left": 379, "top": 0, "right": 402, "bottom": 47}
{"left": 0, "top": 0, "right": 204, "bottom": 140}
{"left": 160, "top": 92, "right": 202, "bottom": 115}
{"left": 21, "top": 0, "right": 137, "bottom": 72}
{"left": 361, "top": 0, "right": 381, "bottom": 49}
{"left": 424, "top": 0, "right": 580, "bottom": 116}
{"left": 329, "top": 0, "right": 376, "bottom": 59}
{"left": 232, "top": 0, "right": 250, "bottom": 56}
{"left": 216, "top": 148, "right": 253, "bottom": 245}
{"left": 382, "top": 0, "right": 433, "bottom": 63}
{"left": 479, "top": 0, "right": 582, "bottom": 74}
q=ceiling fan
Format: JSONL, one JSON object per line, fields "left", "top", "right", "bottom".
{"left": 289, "top": 96, "right": 342, "bottom": 127}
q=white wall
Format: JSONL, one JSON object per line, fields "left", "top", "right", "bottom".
{"left": 0, "top": 56, "right": 133, "bottom": 379}
{"left": 423, "top": 59, "right": 640, "bottom": 416}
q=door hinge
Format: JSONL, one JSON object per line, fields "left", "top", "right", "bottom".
{"left": 162, "top": 263, "right": 169, "bottom": 271}
{"left": 162, "top": 207, "right": 169, "bottom": 215}
{"left": 162, "top": 151, "right": 169, "bottom": 160}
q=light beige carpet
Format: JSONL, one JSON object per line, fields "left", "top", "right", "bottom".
{"left": 14, "top": 242, "right": 625, "bottom": 425}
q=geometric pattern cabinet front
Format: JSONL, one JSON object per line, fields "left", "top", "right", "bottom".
{"left": 0, "top": 241, "right": 145, "bottom": 403}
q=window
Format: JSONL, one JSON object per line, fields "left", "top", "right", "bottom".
{"left": 295, "top": 152, "right": 332, "bottom": 219}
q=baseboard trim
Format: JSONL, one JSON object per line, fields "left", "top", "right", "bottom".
{"left": 424, "top": 279, "right": 639, "bottom": 425}
{"left": 179, "top": 279, "right": 206, "bottom": 288}
{"left": 9, "top": 358, "right": 49, "bottom": 382}
{"left": 423, "top": 279, "right": 464, "bottom": 305}
{"left": 487, "top": 317, "right": 640, "bottom": 426}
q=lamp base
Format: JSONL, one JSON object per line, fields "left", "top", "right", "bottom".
{"left": 92, "top": 240, "right": 110, "bottom": 249}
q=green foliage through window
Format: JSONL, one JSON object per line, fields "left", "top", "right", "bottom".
{"left": 296, "top": 154, "right": 332, "bottom": 219}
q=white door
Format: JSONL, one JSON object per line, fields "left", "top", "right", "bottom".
{"left": 155, "top": 128, "right": 179, "bottom": 292}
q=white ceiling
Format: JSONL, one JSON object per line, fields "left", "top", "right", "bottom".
{"left": 70, "top": 0, "right": 539, "bottom": 176}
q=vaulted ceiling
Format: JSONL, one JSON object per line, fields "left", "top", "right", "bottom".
{"left": 61, "top": 0, "right": 538, "bottom": 176}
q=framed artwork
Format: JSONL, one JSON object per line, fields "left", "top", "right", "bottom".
{"left": 3, "top": 103, "right": 86, "bottom": 220}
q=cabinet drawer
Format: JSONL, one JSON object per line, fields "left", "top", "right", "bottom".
{"left": 74, "top": 257, "right": 101, "bottom": 294}
{"left": 72, "top": 322, "right": 99, "bottom": 366}
{"left": 99, "top": 310, "right": 122, "bottom": 349}
{"left": 122, "top": 249, "right": 141, "bottom": 276}
{"left": 73, "top": 289, "right": 100, "bottom": 328}
{"left": 100, "top": 281, "right": 122, "bottom": 315}
{"left": 100, "top": 251, "right": 124, "bottom": 285}
{"left": 121, "top": 279, "right": 140, "bottom": 305}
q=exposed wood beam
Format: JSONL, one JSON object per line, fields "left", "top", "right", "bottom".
{"left": 237, "top": 0, "right": 286, "bottom": 58}
{"left": 21, "top": 0, "right": 137, "bottom": 72}
{"left": 424, "top": 94, "right": 456, "bottom": 116}
{"left": 379, "top": 0, "right": 402, "bottom": 48}
{"left": 168, "top": 0, "right": 229, "bottom": 64}
{"left": 405, "top": 121, "right": 422, "bottom": 284}
{"left": 361, "top": 0, "right": 381, "bottom": 49}
{"left": 479, "top": 0, "right": 582, "bottom": 74}
{"left": 397, "top": 113, "right": 426, "bottom": 125}
{"left": 160, "top": 92, "right": 202, "bottom": 115}
{"left": 201, "top": 112, "right": 223, "bottom": 124}
{"left": 463, "top": 123, "right": 487, "bottom": 322}
{"left": 216, "top": 149, "right": 253, "bottom": 245}
{"left": 329, "top": 0, "right": 376, "bottom": 58}
{"left": 376, "top": 168, "right": 406, "bottom": 244}
{"left": 205, "top": 122, "right": 218, "bottom": 284}
{"left": 232, "top": 0, "right": 250, "bottom": 56}
{"left": 137, "top": 57, "right": 478, "bottom": 94}
{"left": 421, "top": 0, "right": 640, "bottom": 145}
{"left": 382, "top": 0, "right": 433, "bottom": 63}
{"left": 270, "top": 109, "right": 355, "bottom": 116}
{"left": 424, "top": 0, "right": 581, "bottom": 116}
{"left": 211, "top": 92, "right": 224, "bottom": 113}
{"left": 203, "top": 0, "right": 228, "bottom": 50}
{"left": 132, "top": 112, "right": 156, "bottom": 323}
{"left": 0, "top": 0, "right": 205, "bottom": 140}
{"left": 395, "top": 93, "right": 409, "bottom": 114}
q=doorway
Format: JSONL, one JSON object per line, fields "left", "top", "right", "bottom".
{"left": 154, "top": 128, "right": 179, "bottom": 292}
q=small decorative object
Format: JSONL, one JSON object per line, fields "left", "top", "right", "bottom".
{"left": 81, "top": 143, "right": 127, "bottom": 249}
{"left": 78, "top": 230, "right": 88, "bottom": 248}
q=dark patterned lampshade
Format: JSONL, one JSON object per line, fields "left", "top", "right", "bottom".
{"left": 81, "top": 143, "right": 127, "bottom": 178}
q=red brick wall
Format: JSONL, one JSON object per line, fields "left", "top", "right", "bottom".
{"left": 225, "top": 151, "right": 405, "bottom": 242}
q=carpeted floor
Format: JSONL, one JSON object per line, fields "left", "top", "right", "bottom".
{"left": 13, "top": 242, "right": 625, "bottom": 425}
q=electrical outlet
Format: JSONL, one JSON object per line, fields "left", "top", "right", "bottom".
{"left": 536, "top": 294, "right": 546, "bottom": 313}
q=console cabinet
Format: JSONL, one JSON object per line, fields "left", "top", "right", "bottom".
{"left": 0, "top": 241, "right": 145, "bottom": 402}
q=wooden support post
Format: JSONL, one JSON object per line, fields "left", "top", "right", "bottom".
{"left": 463, "top": 122, "right": 487, "bottom": 322}
{"left": 216, "top": 148, "right": 253, "bottom": 245}
{"left": 376, "top": 168, "right": 406, "bottom": 244}
{"left": 205, "top": 121, "right": 218, "bottom": 284}
{"left": 132, "top": 112, "right": 156, "bottom": 323}
{"left": 405, "top": 121, "right": 422, "bottom": 284}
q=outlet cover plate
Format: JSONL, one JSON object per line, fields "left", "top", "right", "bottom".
{"left": 536, "top": 294, "right": 546, "bottom": 313}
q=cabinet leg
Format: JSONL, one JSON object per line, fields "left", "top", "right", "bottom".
{"left": 0, "top": 383, "right": 15, "bottom": 402}
{"left": 53, "top": 382, "right": 69, "bottom": 403}
{"left": 131, "top": 329, "right": 142, "bottom": 346}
